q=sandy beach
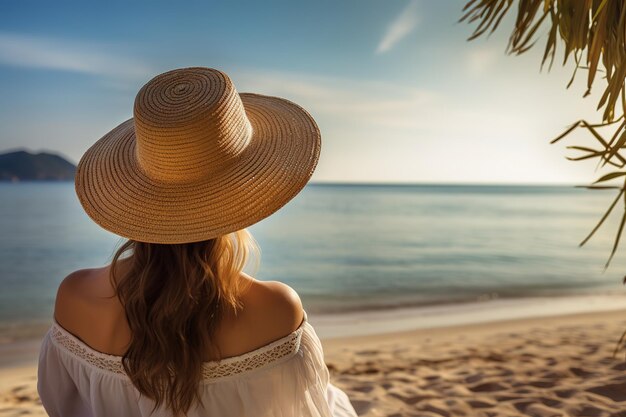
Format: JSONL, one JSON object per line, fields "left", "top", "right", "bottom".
{"left": 323, "top": 309, "right": 626, "bottom": 416}
{"left": 3, "top": 307, "right": 626, "bottom": 417}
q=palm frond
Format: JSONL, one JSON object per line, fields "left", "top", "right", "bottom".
{"left": 461, "top": 0, "right": 626, "bottom": 122}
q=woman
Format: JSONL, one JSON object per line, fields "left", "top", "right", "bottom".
{"left": 37, "top": 67, "right": 357, "bottom": 417}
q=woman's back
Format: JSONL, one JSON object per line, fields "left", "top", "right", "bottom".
{"left": 38, "top": 267, "right": 357, "bottom": 417}
{"left": 52, "top": 265, "right": 305, "bottom": 360}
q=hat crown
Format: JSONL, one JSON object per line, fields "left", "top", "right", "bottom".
{"left": 133, "top": 67, "right": 252, "bottom": 183}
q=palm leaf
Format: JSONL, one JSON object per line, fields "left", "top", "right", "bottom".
{"left": 605, "top": 195, "right": 626, "bottom": 269}
{"left": 580, "top": 189, "right": 624, "bottom": 247}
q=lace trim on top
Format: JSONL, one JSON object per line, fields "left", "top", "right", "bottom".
{"left": 48, "top": 311, "right": 308, "bottom": 382}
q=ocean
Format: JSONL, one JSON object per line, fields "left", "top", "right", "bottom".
{"left": 2, "top": 182, "right": 626, "bottom": 342}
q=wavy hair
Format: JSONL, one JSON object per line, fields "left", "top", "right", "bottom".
{"left": 109, "top": 229, "right": 259, "bottom": 416}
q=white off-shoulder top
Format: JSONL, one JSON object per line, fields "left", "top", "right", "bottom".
{"left": 37, "top": 310, "right": 357, "bottom": 417}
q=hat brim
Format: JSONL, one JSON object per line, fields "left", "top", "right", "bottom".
{"left": 75, "top": 93, "right": 321, "bottom": 244}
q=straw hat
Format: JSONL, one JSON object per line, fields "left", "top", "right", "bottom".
{"left": 75, "top": 67, "right": 321, "bottom": 244}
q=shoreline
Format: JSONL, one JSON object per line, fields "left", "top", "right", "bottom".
{"left": 322, "top": 307, "right": 626, "bottom": 351}
{"left": 311, "top": 292, "right": 626, "bottom": 339}
{"left": 3, "top": 293, "right": 626, "bottom": 368}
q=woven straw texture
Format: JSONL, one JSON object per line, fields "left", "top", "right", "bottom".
{"left": 75, "top": 67, "right": 321, "bottom": 243}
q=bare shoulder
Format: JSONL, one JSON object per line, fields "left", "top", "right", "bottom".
{"left": 260, "top": 280, "right": 304, "bottom": 325}
{"left": 55, "top": 269, "right": 94, "bottom": 319}
{"left": 54, "top": 266, "right": 115, "bottom": 334}
{"left": 238, "top": 274, "right": 305, "bottom": 343}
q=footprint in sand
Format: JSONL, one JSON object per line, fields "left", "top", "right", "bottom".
{"left": 587, "top": 382, "right": 626, "bottom": 402}
{"left": 570, "top": 367, "right": 597, "bottom": 378}
{"left": 466, "top": 399, "right": 497, "bottom": 409}
{"left": 494, "top": 395, "right": 523, "bottom": 402}
{"left": 554, "top": 389, "right": 576, "bottom": 399}
{"left": 464, "top": 373, "right": 483, "bottom": 384}
{"left": 512, "top": 400, "right": 535, "bottom": 413}
{"left": 528, "top": 379, "right": 556, "bottom": 388}
{"left": 351, "top": 385, "right": 375, "bottom": 394}
{"left": 381, "top": 383, "right": 394, "bottom": 390}
{"left": 611, "top": 361, "right": 626, "bottom": 371}
{"left": 567, "top": 405, "right": 606, "bottom": 417}
{"left": 468, "top": 381, "right": 508, "bottom": 392}
{"left": 524, "top": 403, "right": 565, "bottom": 417}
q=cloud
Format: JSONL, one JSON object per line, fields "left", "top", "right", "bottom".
{"left": 466, "top": 46, "right": 499, "bottom": 75}
{"left": 234, "top": 68, "right": 441, "bottom": 131}
{"left": 232, "top": 68, "right": 546, "bottom": 184}
{"left": 376, "top": 0, "right": 420, "bottom": 54}
{"left": 0, "top": 33, "right": 152, "bottom": 80}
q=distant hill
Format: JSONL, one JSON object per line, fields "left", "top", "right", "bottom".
{"left": 0, "top": 150, "right": 76, "bottom": 181}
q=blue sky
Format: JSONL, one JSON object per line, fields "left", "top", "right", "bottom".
{"left": 0, "top": 0, "right": 614, "bottom": 184}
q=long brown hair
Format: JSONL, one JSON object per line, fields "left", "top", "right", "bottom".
{"left": 109, "top": 229, "right": 259, "bottom": 416}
